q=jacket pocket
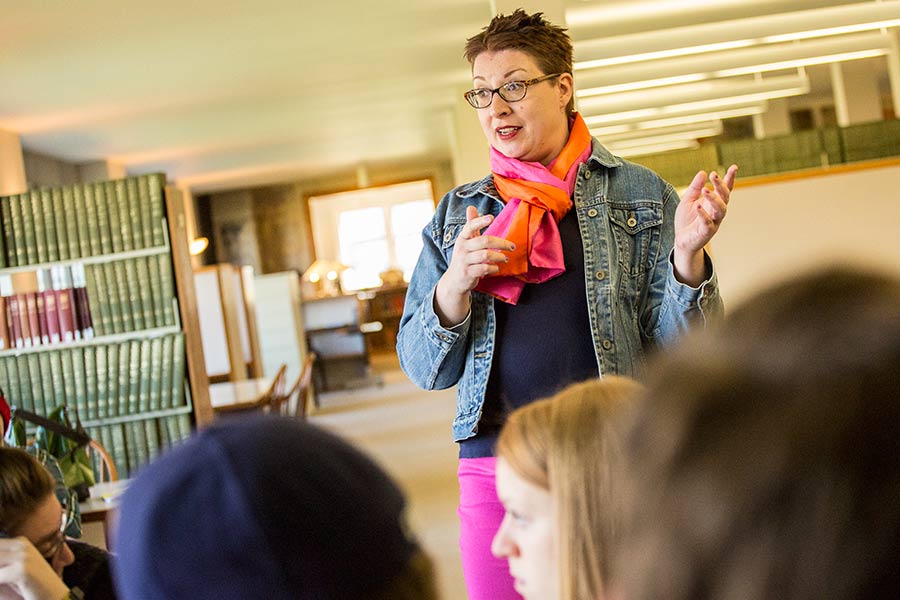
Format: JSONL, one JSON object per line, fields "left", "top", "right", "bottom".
{"left": 608, "top": 204, "right": 662, "bottom": 275}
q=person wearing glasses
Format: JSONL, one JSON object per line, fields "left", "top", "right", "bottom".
{"left": 396, "top": 9, "right": 736, "bottom": 599}
{"left": 0, "top": 446, "right": 116, "bottom": 600}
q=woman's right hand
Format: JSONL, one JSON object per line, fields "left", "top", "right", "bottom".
{"left": 434, "top": 206, "right": 515, "bottom": 326}
{"left": 0, "top": 538, "right": 70, "bottom": 600}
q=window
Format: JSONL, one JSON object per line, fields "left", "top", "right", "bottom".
{"left": 308, "top": 180, "right": 435, "bottom": 292}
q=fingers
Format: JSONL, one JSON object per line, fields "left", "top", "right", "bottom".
{"left": 460, "top": 212, "right": 494, "bottom": 239}
{"left": 700, "top": 187, "right": 727, "bottom": 223}
{"left": 684, "top": 170, "right": 708, "bottom": 200}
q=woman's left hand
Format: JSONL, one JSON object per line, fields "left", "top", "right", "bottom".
{"left": 673, "top": 164, "right": 738, "bottom": 286}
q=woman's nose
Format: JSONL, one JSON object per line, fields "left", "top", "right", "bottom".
{"left": 491, "top": 519, "right": 517, "bottom": 558}
{"left": 55, "top": 541, "right": 76, "bottom": 572}
{"left": 490, "top": 95, "right": 511, "bottom": 118}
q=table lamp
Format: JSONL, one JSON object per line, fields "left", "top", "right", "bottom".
{"left": 302, "top": 259, "right": 349, "bottom": 297}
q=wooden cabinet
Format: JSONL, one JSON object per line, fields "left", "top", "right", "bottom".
{"left": 302, "top": 294, "right": 371, "bottom": 392}
{"left": 356, "top": 284, "right": 407, "bottom": 356}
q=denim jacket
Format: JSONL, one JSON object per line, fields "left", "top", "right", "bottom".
{"left": 397, "top": 140, "right": 723, "bottom": 442}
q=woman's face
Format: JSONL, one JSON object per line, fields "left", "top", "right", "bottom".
{"left": 471, "top": 49, "right": 573, "bottom": 166}
{"left": 16, "top": 493, "right": 75, "bottom": 576}
{"left": 492, "top": 457, "right": 559, "bottom": 600}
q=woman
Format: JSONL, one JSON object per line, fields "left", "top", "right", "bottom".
{"left": 492, "top": 377, "right": 641, "bottom": 600}
{"left": 396, "top": 9, "right": 736, "bottom": 599}
{"left": 0, "top": 446, "right": 117, "bottom": 600}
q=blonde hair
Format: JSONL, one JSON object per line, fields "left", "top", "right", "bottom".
{"left": 495, "top": 376, "right": 642, "bottom": 600}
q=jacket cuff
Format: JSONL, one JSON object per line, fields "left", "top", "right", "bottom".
{"left": 666, "top": 249, "right": 720, "bottom": 309}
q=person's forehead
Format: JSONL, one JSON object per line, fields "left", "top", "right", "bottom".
{"left": 472, "top": 49, "right": 540, "bottom": 79}
{"left": 21, "top": 494, "right": 63, "bottom": 541}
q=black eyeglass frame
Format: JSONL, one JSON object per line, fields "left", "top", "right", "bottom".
{"left": 463, "top": 73, "right": 564, "bottom": 109}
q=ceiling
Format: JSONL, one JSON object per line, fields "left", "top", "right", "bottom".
{"left": 1, "top": 0, "right": 897, "bottom": 193}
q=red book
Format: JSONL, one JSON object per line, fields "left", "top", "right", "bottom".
{"left": 51, "top": 266, "right": 77, "bottom": 343}
{"left": 35, "top": 292, "right": 49, "bottom": 345}
{"left": 24, "top": 292, "right": 41, "bottom": 347}
{"left": 0, "top": 296, "right": 7, "bottom": 350}
{"left": 7, "top": 299, "right": 22, "bottom": 349}
{"left": 37, "top": 269, "right": 60, "bottom": 344}
{"left": 16, "top": 293, "right": 32, "bottom": 347}
{"left": 71, "top": 263, "right": 94, "bottom": 340}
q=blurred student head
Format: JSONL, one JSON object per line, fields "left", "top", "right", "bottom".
{"left": 492, "top": 377, "right": 642, "bottom": 600}
{"left": 613, "top": 265, "right": 900, "bottom": 600}
{"left": 114, "top": 415, "right": 438, "bottom": 600}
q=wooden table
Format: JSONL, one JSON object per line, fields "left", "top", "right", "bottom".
{"left": 79, "top": 480, "right": 130, "bottom": 549}
{"left": 209, "top": 377, "right": 274, "bottom": 413}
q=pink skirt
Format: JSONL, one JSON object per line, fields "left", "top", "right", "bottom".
{"left": 457, "top": 457, "right": 523, "bottom": 600}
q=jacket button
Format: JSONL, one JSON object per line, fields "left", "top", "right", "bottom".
{"left": 587, "top": 208, "right": 598, "bottom": 217}
{"left": 583, "top": 169, "right": 592, "bottom": 180}
{"left": 443, "top": 230, "right": 453, "bottom": 243}
{"left": 627, "top": 217, "right": 637, "bottom": 228}
{"left": 595, "top": 270, "right": 606, "bottom": 281}
{"left": 602, "top": 339, "right": 613, "bottom": 350}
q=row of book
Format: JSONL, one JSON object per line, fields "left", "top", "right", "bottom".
{"left": 84, "top": 413, "right": 191, "bottom": 478}
{"left": 0, "top": 332, "right": 186, "bottom": 423}
{"left": 0, "top": 173, "right": 168, "bottom": 268}
{"left": 83, "top": 254, "right": 177, "bottom": 336}
{"left": 0, "top": 264, "right": 92, "bottom": 350}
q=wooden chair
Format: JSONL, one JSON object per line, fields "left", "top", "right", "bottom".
{"left": 271, "top": 353, "right": 316, "bottom": 418}
{"left": 213, "top": 363, "right": 288, "bottom": 415}
{"left": 86, "top": 439, "right": 118, "bottom": 483}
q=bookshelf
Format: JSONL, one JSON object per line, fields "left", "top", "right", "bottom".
{"left": 0, "top": 174, "right": 210, "bottom": 477}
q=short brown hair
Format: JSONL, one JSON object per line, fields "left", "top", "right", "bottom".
{"left": 464, "top": 9, "right": 575, "bottom": 116}
{"left": 0, "top": 446, "right": 56, "bottom": 534}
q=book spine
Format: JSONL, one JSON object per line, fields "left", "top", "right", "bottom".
{"left": 137, "top": 176, "right": 153, "bottom": 249}
{"left": 47, "top": 351, "right": 65, "bottom": 413}
{"left": 13, "top": 355, "right": 32, "bottom": 413}
{"left": 146, "top": 256, "right": 164, "bottom": 328}
{"left": 130, "top": 339, "right": 144, "bottom": 415}
{"left": 115, "top": 179, "right": 134, "bottom": 252}
{"left": 28, "top": 190, "right": 45, "bottom": 265}
{"left": 50, "top": 266, "right": 77, "bottom": 343}
{"left": 7, "top": 294, "right": 23, "bottom": 349}
{"left": 72, "top": 186, "right": 89, "bottom": 257}
{"left": 127, "top": 420, "right": 148, "bottom": 472}
{"left": 147, "top": 174, "right": 166, "bottom": 247}
{"left": 97, "top": 344, "right": 110, "bottom": 419}
{"left": 28, "top": 353, "right": 46, "bottom": 414}
{"left": 112, "top": 261, "right": 134, "bottom": 331}
{"left": 38, "top": 270, "right": 61, "bottom": 345}
{"left": 84, "top": 264, "right": 108, "bottom": 337}
{"left": 101, "top": 262, "right": 122, "bottom": 334}
{"left": 148, "top": 336, "right": 162, "bottom": 411}
{"left": 1, "top": 196, "right": 15, "bottom": 267}
{"left": 0, "top": 196, "right": 7, "bottom": 268}
{"left": 48, "top": 188, "right": 65, "bottom": 261}
{"left": 117, "top": 341, "right": 130, "bottom": 416}
{"left": 106, "top": 181, "right": 125, "bottom": 253}
{"left": 0, "top": 296, "right": 7, "bottom": 350}
{"left": 81, "top": 184, "right": 101, "bottom": 257}
{"left": 10, "top": 194, "right": 27, "bottom": 266}
{"left": 122, "top": 258, "right": 143, "bottom": 331}
{"left": 158, "top": 255, "right": 176, "bottom": 326}
{"left": 17, "top": 293, "right": 33, "bottom": 348}
{"left": 159, "top": 335, "right": 173, "bottom": 409}
{"left": 125, "top": 177, "right": 144, "bottom": 249}
{"left": 144, "top": 418, "right": 161, "bottom": 462}
{"left": 2, "top": 357, "right": 22, "bottom": 414}
{"left": 62, "top": 186, "right": 81, "bottom": 259}
{"left": 71, "top": 263, "right": 94, "bottom": 340}
{"left": 24, "top": 293, "right": 40, "bottom": 347}
{"left": 171, "top": 333, "right": 185, "bottom": 407}
{"left": 134, "top": 257, "right": 154, "bottom": 329}
{"left": 35, "top": 292, "right": 49, "bottom": 345}
{"left": 109, "top": 423, "right": 129, "bottom": 477}
{"left": 93, "top": 183, "right": 112, "bottom": 255}
{"left": 0, "top": 275, "right": 12, "bottom": 350}
{"left": 83, "top": 346, "right": 98, "bottom": 421}
{"left": 60, "top": 349, "right": 79, "bottom": 418}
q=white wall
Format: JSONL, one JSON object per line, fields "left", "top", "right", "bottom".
{"left": 711, "top": 161, "right": 900, "bottom": 308}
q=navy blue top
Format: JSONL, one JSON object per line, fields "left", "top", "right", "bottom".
{"left": 459, "top": 209, "right": 599, "bottom": 458}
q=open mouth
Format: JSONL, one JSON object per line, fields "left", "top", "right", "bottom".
{"left": 496, "top": 126, "right": 521, "bottom": 139}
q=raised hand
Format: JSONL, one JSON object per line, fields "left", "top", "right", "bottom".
{"left": 0, "top": 538, "right": 70, "bottom": 600}
{"left": 434, "top": 206, "right": 514, "bottom": 326}
{"left": 673, "top": 164, "right": 738, "bottom": 286}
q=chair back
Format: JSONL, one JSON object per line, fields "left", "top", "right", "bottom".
{"left": 272, "top": 353, "right": 316, "bottom": 418}
{"left": 87, "top": 439, "right": 119, "bottom": 483}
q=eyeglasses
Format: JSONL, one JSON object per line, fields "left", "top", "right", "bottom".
{"left": 464, "top": 73, "right": 563, "bottom": 109}
{"left": 37, "top": 497, "right": 75, "bottom": 562}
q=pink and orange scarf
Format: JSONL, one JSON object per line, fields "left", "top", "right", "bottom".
{"left": 475, "top": 113, "right": 593, "bottom": 304}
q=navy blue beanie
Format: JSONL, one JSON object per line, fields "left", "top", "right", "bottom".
{"left": 113, "top": 415, "right": 418, "bottom": 599}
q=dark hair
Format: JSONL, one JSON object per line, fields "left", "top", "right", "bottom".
{"left": 464, "top": 9, "right": 575, "bottom": 116}
{"left": 0, "top": 446, "right": 56, "bottom": 534}
{"left": 612, "top": 265, "right": 900, "bottom": 600}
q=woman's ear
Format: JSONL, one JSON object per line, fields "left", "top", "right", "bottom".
{"left": 558, "top": 73, "right": 574, "bottom": 111}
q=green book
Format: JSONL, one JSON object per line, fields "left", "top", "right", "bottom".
{"left": 0, "top": 357, "right": 18, "bottom": 410}
{"left": 49, "top": 188, "right": 65, "bottom": 261}
{"left": 13, "top": 355, "right": 32, "bottom": 413}
{"left": 129, "top": 339, "right": 143, "bottom": 414}
{"left": 69, "top": 347, "right": 90, "bottom": 420}
{"left": 71, "top": 186, "right": 90, "bottom": 258}
{"left": 174, "top": 413, "right": 191, "bottom": 442}
{"left": 112, "top": 260, "right": 134, "bottom": 331}
{"left": 100, "top": 262, "right": 122, "bottom": 334}
{"left": 104, "top": 181, "right": 124, "bottom": 254}
{"left": 122, "top": 258, "right": 144, "bottom": 331}
{"left": 82, "top": 346, "right": 97, "bottom": 422}
{"left": 117, "top": 341, "right": 131, "bottom": 416}
{"left": 147, "top": 174, "right": 166, "bottom": 247}
{"left": 93, "top": 183, "right": 112, "bottom": 255}
{"left": 137, "top": 176, "right": 153, "bottom": 249}
{"left": 144, "top": 418, "right": 161, "bottom": 462}
{"left": 1, "top": 195, "right": 15, "bottom": 267}
{"left": 9, "top": 195, "right": 26, "bottom": 266}
{"left": 95, "top": 345, "right": 109, "bottom": 419}
{"left": 83, "top": 265, "right": 108, "bottom": 337}
{"left": 81, "top": 184, "right": 101, "bottom": 256}
{"left": 60, "top": 349, "right": 80, "bottom": 419}
{"left": 22, "top": 191, "right": 39, "bottom": 265}
{"left": 97, "top": 344, "right": 119, "bottom": 418}
{"left": 61, "top": 186, "right": 80, "bottom": 260}
{"left": 171, "top": 333, "right": 185, "bottom": 408}
{"left": 156, "top": 415, "right": 169, "bottom": 449}
{"left": 124, "top": 178, "right": 143, "bottom": 250}
{"left": 136, "top": 338, "right": 151, "bottom": 413}
{"left": 115, "top": 179, "right": 134, "bottom": 252}
{"left": 146, "top": 256, "right": 165, "bottom": 328}
{"left": 107, "top": 343, "right": 121, "bottom": 418}
{"left": 158, "top": 255, "right": 176, "bottom": 326}
{"left": 109, "top": 423, "right": 129, "bottom": 476}
{"left": 47, "top": 350, "right": 65, "bottom": 413}
{"left": 134, "top": 257, "right": 153, "bottom": 328}
{"left": 31, "top": 353, "right": 49, "bottom": 415}
{"left": 159, "top": 335, "right": 173, "bottom": 409}
{"left": 0, "top": 358, "right": 9, "bottom": 405}
{"left": 127, "top": 420, "right": 148, "bottom": 472}
{"left": 164, "top": 415, "right": 180, "bottom": 447}
{"left": 148, "top": 336, "right": 163, "bottom": 411}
